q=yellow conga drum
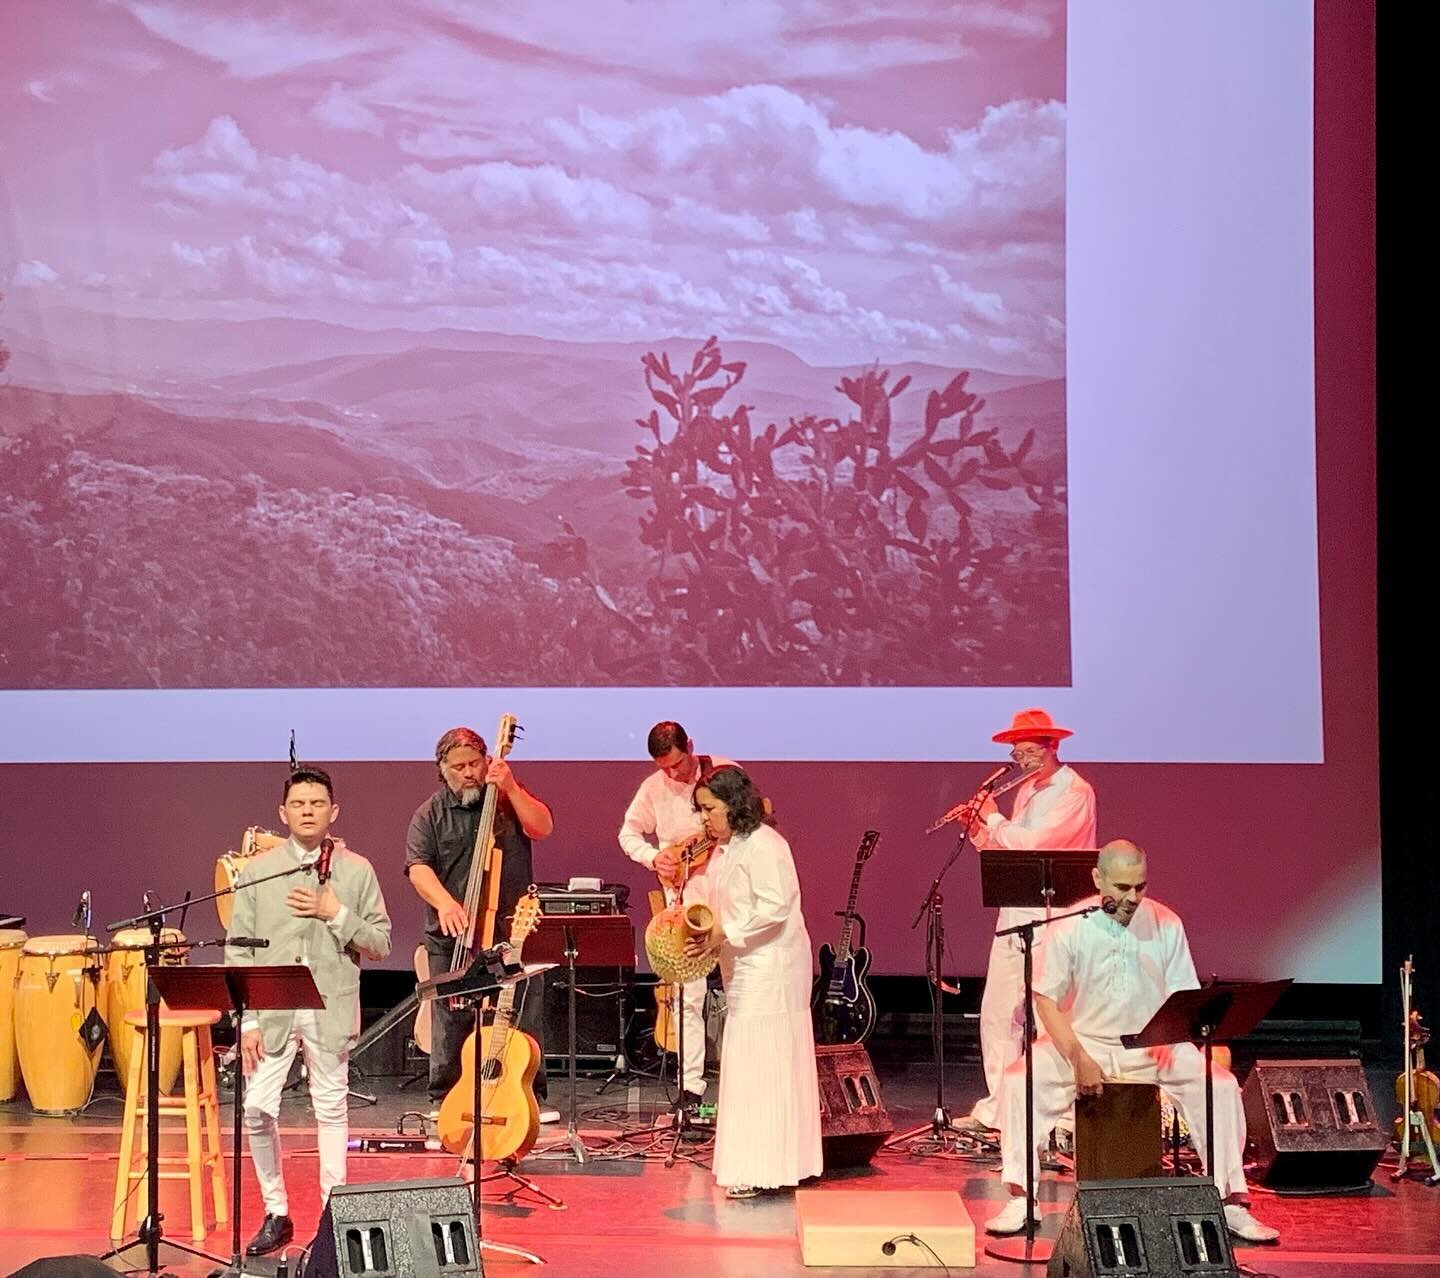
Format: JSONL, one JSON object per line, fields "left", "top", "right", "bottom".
{"left": 0, "top": 929, "right": 27, "bottom": 1101}
{"left": 105, "top": 927, "right": 187, "bottom": 1094}
{"left": 215, "top": 827, "right": 285, "bottom": 927}
{"left": 16, "top": 935, "right": 104, "bottom": 1114}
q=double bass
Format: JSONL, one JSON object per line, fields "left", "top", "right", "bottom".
{"left": 414, "top": 713, "right": 520, "bottom": 1051}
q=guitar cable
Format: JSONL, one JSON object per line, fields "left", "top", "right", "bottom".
{"left": 880, "top": 1234, "right": 950, "bottom": 1273}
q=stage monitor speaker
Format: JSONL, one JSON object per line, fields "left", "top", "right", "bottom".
{"left": 1047, "top": 1178, "right": 1238, "bottom": 1278}
{"left": 9, "top": 1258, "right": 120, "bottom": 1278}
{"left": 1241, "top": 1057, "right": 1387, "bottom": 1189}
{"left": 539, "top": 968, "right": 628, "bottom": 1073}
{"left": 817, "top": 1042, "right": 892, "bottom": 1168}
{"left": 303, "top": 1177, "right": 480, "bottom": 1278}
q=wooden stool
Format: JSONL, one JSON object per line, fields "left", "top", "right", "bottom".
{"left": 111, "top": 1008, "right": 227, "bottom": 1243}
{"left": 1075, "top": 1080, "right": 1164, "bottom": 1181}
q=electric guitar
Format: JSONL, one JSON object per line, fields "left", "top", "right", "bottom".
{"left": 436, "top": 892, "right": 543, "bottom": 1162}
{"left": 811, "top": 829, "right": 881, "bottom": 1045}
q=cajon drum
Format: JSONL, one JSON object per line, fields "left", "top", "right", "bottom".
{"left": 1075, "top": 1080, "right": 1163, "bottom": 1181}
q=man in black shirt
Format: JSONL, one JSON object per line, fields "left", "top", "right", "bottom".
{"left": 404, "top": 726, "right": 556, "bottom": 1115}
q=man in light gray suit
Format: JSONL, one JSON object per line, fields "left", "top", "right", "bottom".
{"left": 227, "top": 767, "right": 391, "bottom": 1257}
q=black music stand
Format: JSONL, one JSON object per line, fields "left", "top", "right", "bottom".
{"left": 526, "top": 914, "right": 635, "bottom": 1164}
{"left": 979, "top": 849, "right": 1098, "bottom": 911}
{"left": 155, "top": 964, "right": 322, "bottom": 1278}
{"left": 1123, "top": 978, "right": 1292, "bottom": 1192}
{"left": 418, "top": 953, "right": 550, "bottom": 1265}
{"left": 980, "top": 851, "right": 1102, "bottom": 1267}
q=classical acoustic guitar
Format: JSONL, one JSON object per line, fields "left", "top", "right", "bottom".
{"left": 436, "top": 892, "right": 543, "bottom": 1162}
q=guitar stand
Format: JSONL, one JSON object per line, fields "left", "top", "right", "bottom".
{"left": 476, "top": 1156, "right": 566, "bottom": 1209}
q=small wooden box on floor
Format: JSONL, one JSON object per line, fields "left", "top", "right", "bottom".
{"left": 796, "top": 1189, "right": 974, "bottom": 1268}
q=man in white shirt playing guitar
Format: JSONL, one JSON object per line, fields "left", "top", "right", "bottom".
{"left": 619, "top": 721, "right": 734, "bottom": 1109}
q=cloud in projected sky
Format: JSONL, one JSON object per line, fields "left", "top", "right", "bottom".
{"left": 3, "top": 0, "right": 1065, "bottom": 372}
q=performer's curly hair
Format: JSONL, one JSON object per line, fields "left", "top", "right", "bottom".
{"left": 693, "top": 764, "right": 768, "bottom": 835}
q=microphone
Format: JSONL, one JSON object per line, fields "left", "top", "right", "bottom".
{"left": 225, "top": 937, "right": 271, "bottom": 949}
{"left": 978, "top": 762, "right": 1014, "bottom": 790}
{"left": 1101, "top": 896, "right": 1118, "bottom": 915}
{"left": 72, "top": 889, "right": 92, "bottom": 930}
{"left": 316, "top": 837, "right": 334, "bottom": 885}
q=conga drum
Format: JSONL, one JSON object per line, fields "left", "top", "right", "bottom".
{"left": 215, "top": 827, "right": 285, "bottom": 927}
{"left": 0, "top": 929, "right": 27, "bottom": 1101}
{"left": 105, "top": 927, "right": 187, "bottom": 1094}
{"left": 15, "top": 935, "right": 104, "bottom": 1114}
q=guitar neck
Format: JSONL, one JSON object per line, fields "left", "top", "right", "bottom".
{"left": 834, "top": 834, "right": 877, "bottom": 962}
{"left": 485, "top": 984, "right": 519, "bottom": 1065}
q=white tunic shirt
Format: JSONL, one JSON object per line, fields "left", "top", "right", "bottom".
{"left": 973, "top": 764, "right": 1097, "bottom": 931}
{"left": 617, "top": 756, "right": 736, "bottom": 868}
{"left": 1034, "top": 897, "right": 1200, "bottom": 1045}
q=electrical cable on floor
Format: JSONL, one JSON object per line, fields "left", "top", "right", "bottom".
{"left": 881, "top": 1233, "right": 950, "bottom": 1274}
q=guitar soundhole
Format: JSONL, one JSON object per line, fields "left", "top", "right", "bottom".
{"left": 481, "top": 1059, "right": 502, "bottom": 1083}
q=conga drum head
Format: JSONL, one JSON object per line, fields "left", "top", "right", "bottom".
{"left": 23, "top": 934, "right": 100, "bottom": 956}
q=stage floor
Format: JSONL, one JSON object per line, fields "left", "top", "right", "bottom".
{"left": 2, "top": 1059, "right": 1438, "bottom": 1277}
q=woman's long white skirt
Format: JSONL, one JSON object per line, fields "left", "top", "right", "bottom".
{"left": 712, "top": 1001, "right": 824, "bottom": 1190}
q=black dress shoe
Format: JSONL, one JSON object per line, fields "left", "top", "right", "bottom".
{"left": 246, "top": 1213, "right": 294, "bottom": 1256}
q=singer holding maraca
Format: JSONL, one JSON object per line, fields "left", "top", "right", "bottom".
{"left": 225, "top": 766, "right": 392, "bottom": 1257}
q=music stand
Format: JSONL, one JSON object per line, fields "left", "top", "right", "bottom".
{"left": 979, "top": 849, "right": 1098, "bottom": 911}
{"left": 524, "top": 914, "right": 634, "bottom": 1163}
{"left": 1123, "top": 978, "right": 1292, "bottom": 1190}
{"left": 418, "top": 953, "right": 550, "bottom": 1266}
{"left": 980, "top": 851, "right": 1102, "bottom": 1267}
{"left": 155, "top": 964, "right": 322, "bottom": 1278}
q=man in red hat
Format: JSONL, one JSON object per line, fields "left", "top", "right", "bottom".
{"left": 960, "top": 708, "right": 1097, "bottom": 1133}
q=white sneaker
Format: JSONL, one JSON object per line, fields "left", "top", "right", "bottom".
{"left": 538, "top": 1107, "right": 561, "bottom": 1124}
{"left": 985, "top": 1197, "right": 1039, "bottom": 1236}
{"left": 1223, "top": 1203, "right": 1279, "bottom": 1244}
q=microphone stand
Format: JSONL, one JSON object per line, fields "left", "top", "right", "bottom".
{"left": 985, "top": 902, "right": 1101, "bottom": 1266}
{"left": 885, "top": 783, "right": 999, "bottom": 1152}
{"left": 99, "top": 864, "right": 311, "bottom": 1278}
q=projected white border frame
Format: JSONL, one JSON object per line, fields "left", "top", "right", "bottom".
{"left": 0, "top": 5, "right": 1319, "bottom": 765}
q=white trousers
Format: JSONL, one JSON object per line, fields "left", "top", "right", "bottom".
{"left": 669, "top": 879, "right": 709, "bottom": 1096}
{"left": 242, "top": 1009, "right": 350, "bottom": 1217}
{"left": 998, "top": 1036, "right": 1249, "bottom": 1201}
{"left": 970, "top": 931, "right": 1037, "bottom": 1128}
{"left": 675, "top": 977, "right": 708, "bottom": 1095}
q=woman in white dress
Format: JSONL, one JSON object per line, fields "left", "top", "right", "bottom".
{"left": 685, "top": 765, "right": 823, "bottom": 1198}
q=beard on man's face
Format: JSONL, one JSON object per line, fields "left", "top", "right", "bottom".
{"left": 458, "top": 785, "right": 483, "bottom": 808}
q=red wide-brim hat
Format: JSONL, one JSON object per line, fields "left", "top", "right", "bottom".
{"left": 992, "top": 707, "right": 1074, "bottom": 745}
